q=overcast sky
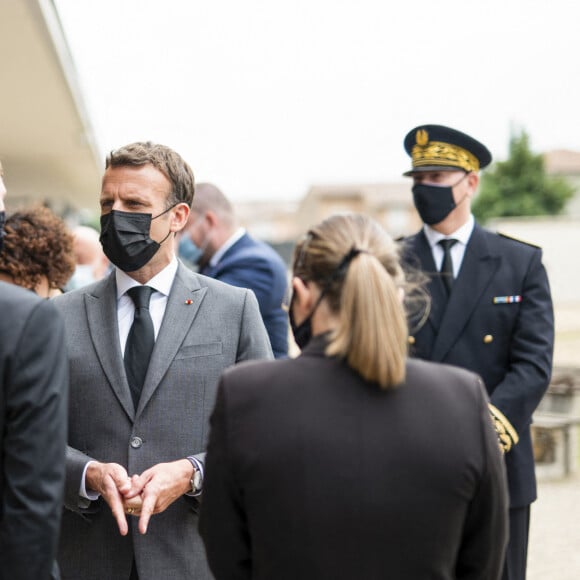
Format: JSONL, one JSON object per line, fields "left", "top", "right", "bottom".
{"left": 55, "top": 0, "right": 580, "bottom": 202}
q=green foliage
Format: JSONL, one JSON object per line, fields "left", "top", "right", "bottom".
{"left": 472, "top": 129, "right": 575, "bottom": 223}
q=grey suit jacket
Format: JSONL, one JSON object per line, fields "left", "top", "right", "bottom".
{"left": 54, "top": 263, "right": 272, "bottom": 580}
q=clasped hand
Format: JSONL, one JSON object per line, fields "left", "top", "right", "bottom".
{"left": 86, "top": 459, "right": 193, "bottom": 535}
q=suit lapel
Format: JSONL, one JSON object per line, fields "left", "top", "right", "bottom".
{"left": 409, "top": 231, "right": 448, "bottom": 331}
{"left": 430, "top": 225, "right": 500, "bottom": 361}
{"left": 136, "top": 264, "right": 207, "bottom": 416}
{"left": 85, "top": 273, "right": 135, "bottom": 419}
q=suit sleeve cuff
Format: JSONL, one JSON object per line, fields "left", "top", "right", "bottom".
{"left": 488, "top": 403, "right": 519, "bottom": 453}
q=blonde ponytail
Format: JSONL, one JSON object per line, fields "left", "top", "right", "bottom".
{"left": 326, "top": 251, "right": 407, "bottom": 388}
{"left": 293, "top": 213, "right": 410, "bottom": 389}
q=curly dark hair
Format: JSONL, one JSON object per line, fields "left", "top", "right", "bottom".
{"left": 0, "top": 205, "right": 75, "bottom": 291}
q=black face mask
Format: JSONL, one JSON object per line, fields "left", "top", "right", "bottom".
{"left": 289, "top": 286, "right": 326, "bottom": 350}
{"left": 0, "top": 210, "right": 5, "bottom": 254}
{"left": 100, "top": 207, "right": 174, "bottom": 272}
{"left": 289, "top": 247, "right": 362, "bottom": 350}
{"left": 411, "top": 173, "right": 468, "bottom": 225}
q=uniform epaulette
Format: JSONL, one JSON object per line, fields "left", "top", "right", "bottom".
{"left": 497, "top": 232, "right": 541, "bottom": 249}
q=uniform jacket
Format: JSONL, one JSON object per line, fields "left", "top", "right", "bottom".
{"left": 401, "top": 224, "right": 554, "bottom": 507}
{"left": 0, "top": 282, "right": 68, "bottom": 580}
{"left": 199, "top": 334, "right": 509, "bottom": 580}
{"left": 53, "top": 263, "right": 272, "bottom": 580}
{"left": 201, "top": 233, "right": 289, "bottom": 358}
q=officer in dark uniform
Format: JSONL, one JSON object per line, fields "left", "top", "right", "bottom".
{"left": 399, "top": 124, "right": 554, "bottom": 580}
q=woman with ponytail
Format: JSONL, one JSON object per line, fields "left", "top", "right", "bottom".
{"left": 200, "top": 213, "right": 508, "bottom": 580}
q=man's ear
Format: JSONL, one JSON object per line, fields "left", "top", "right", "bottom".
{"left": 171, "top": 203, "right": 190, "bottom": 233}
{"left": 466, "top": 172, "right": 479, "bottom": 197}
{"left": 205, "top": 210, "right": 219, "bottom": 227}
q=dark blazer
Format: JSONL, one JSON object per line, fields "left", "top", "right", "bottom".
{"left": 53, "top": 264, "right": 272, "bottom": 580}
{"left": 199, "top": 334, "right": 509, "bottom": 580}
{"left": 0, "top": 282, "right": 68, "bottom": 580}
{"left": 401, "top": 224, "right": 554, "bottom": 507}
{"left": 201, "top": 233, "right": 289, "bottom": 358}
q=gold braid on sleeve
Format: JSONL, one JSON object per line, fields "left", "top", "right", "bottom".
{"left": 488, "top": 404, "right": 519, "bottom": 453}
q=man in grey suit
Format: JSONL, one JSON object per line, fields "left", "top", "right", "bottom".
{"left": 54, "top": 142, "right": 272, "bottom": 580}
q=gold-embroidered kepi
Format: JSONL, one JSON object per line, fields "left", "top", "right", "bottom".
{"left": 403, "top": 124, "right": 492, "bottom": 176}
{"left": 412, "top": 131, "right": 480, "bottom": 172}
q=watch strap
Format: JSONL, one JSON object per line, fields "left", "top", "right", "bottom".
{"left": 186, "top": 456, "right": 204, "bottom": 496}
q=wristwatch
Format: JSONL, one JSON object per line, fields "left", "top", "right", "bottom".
{"left": 186, "top": 456, "right": 204, "bottom": 495}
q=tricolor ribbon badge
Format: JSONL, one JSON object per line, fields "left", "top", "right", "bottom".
{"left": 493, "top": 295, "right": 522, "bottom": 304}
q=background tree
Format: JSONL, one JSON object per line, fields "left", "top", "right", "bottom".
{"left": 473, "top": 129, "right": 575, "bottom": 223}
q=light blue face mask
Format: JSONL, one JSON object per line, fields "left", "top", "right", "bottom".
{"left": 65, "top": 264, "right": 97, "bottom": 291}
{"left": 178, "top": 234, "right": 203, "bottom": 265}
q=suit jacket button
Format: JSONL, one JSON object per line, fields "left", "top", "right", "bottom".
{"left": 408, "top": 336, "right": 416, "bottom": 345}
{"left": 483, "top": 334, "right": 493, "bottom": 344}
{"left": 130, "top": 436, "right": 143, "bottom": 449}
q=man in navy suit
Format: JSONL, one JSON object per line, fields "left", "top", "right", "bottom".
{"left": 399, "top": 125, "right": 554, "bottom": 580}
{"left": 180, "top": 183, "right": 289, "bottom": 358}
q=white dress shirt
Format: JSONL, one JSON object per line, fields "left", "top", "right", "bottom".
{"left": 423, "top": 214, "right": 475, "bottom": 278}
{"left": 115, "top": 257, "right": 178, "bottom": 354}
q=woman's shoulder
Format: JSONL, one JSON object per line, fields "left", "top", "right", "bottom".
{"left": 221, "top": 356, "right": 298, "bottom": 387}
{"left": 405, "top": 358, "right": 485, "bottom": 399}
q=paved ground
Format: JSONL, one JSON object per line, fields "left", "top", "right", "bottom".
{"left": 527, "top": 471, "right": 580, "bottom": 579}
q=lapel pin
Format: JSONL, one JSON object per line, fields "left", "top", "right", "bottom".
{"left": 185, "top": 299, "right": 193, "bottom": 305}
{"left": 493, "top": 295, "right": 522, "bottom": 304}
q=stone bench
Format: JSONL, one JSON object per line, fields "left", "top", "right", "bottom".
{"left": 532, "top": 413, "right": 580, "bottom": 480}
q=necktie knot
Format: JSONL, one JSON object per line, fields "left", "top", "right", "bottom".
{"left": 438, "top": 238, "right": 458, "bottom": 253}
{"left": 127, "top": 285, "right": 154, "bottom": 310}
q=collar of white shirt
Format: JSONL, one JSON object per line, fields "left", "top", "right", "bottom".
{"left": 423, "top": 214, "right": 475, "bottom": 249}
{"left": 209, "top": 227, "right": 246, "bottom": 268}
{"left": 115, "top": 256, "right": 179, "bottom": 300}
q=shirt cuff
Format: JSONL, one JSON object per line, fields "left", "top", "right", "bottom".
{"left": 79, "top": 461, "right": 101, "bottom": 501}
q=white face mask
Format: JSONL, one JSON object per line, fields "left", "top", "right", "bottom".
{"left": 66, "top": 264, "right": 97, "bottom": 291}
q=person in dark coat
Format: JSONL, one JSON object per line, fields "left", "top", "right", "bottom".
{"left": 0, "top": 162, "right": 69, "bottom": 580}
{"left": 199, "top": 212, "right": 509, "bottom": 580}
{"left": 399, "top": 124, "right": 554, "bottom": 580}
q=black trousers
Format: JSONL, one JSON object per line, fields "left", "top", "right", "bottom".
{"left": 502, "top": 506, "right": 530, "bottom": 580}
{"left": 130, "top": 559, "right": 139, "bottom": 580}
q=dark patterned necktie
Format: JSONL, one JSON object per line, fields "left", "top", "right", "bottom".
{"left": 124, "top": 286, "right": 155, "bottom": 408}
{"left": 438, "top": 239, "right": 458, "bottom": 295}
